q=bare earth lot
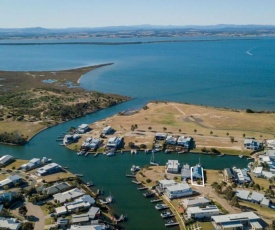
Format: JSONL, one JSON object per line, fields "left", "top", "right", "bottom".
{"left": 74, "top": 102, "right": 275, "bottom": 155}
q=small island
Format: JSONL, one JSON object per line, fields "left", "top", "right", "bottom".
{"left": 0, "top": 64, "right": 130, "bottom": 145}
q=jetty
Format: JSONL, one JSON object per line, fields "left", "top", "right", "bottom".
{"left": 137, "top": 187, "right": 147, "bottom": 191}
{"left": 132, "top": 180, "right": 141, "bottom": 185}
{"left": 150, "top": 199, "right": 162, "bottom": 203}
{"left": 75, "top": 174, "right": 83, "bottom": 177}
{"left": 94, "top": 152, "right": 99, "bottom": 157}
{"left": 126, "top": 174, "right": 136, "bottom": 178}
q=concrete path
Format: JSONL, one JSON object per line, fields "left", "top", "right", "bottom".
{"left": 26, "top": 202, "right": 45, "bottom": 230}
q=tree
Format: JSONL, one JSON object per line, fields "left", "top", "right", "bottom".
{"left": 140, "top": 144, "right": 147, "bottom": 149}
{"left": 230, "top": 136, "right": 234, "bottom": 143}
{"left": 128, "top": 142, "right": 135, "bottom": 148}
{"left": 131, "top": 125, "right": 135, "bottom": 131}
{"left": 210, "top": 131, "right": 213, "bottom": 135}
{"left": 19, "top": 205, "right": 28, "bottom": 217}
{"left": 134, "top": 124, "right": 138, "bottom": 129}
{"left": 148, "top": 127, "right": 152, "bottom": 130}
{"left": 163, "top": 127, "right": 167, "bottom": 131}
{"left": 194, "top": 129, "right": 197, "bottom": 134}
{"left": 226, "top": 132, "right": 229, "bottom": 136}
{"left": 22, "top": 222, "right": 34, "bottom": 230}
{"left": 230, "top": 196, "right": 240, "bottom": 207}
{"left": 179, "top": 129, "right": 181, "bottom": 133}
{"left": 243, "top": 133, "right": 246, "bottom": 138}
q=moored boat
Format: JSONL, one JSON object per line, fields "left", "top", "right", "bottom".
{"left": 161, "top": 210, "right": 175, "bottom": 218}
{"left": 106, "top": 151, "right": 115, "bottom": 156}
{"left": 131, "top": 165, "right": 140, "bottom": 172}
{"left": 143, "top": 191, "right": 154, "bottom": 198}
{"left": 155, "top": 203, "right": 168, "bottom": 210}
{"left": 165, "top": 219, "right": 179, "bottom": 227}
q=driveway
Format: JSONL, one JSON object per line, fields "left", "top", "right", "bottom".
{"left": 26, "top": 202, "right": 45, "bottom": 230}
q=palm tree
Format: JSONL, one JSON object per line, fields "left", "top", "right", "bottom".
{"left": 243, "top": 133, "right": 246, "bottom": 138}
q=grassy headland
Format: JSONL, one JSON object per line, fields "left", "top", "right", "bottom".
{"left": 75, "top": 101, "right": 275, "bottom": 155}
{"left": 0, "top": 64, "right": 130, "bottom": 144}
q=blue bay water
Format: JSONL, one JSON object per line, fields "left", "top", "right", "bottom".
{"left": 0, "top": 37, "right": 274, "bottom": 229}
{"left": 0, "top": 37, "right": 274, "bottom": 110}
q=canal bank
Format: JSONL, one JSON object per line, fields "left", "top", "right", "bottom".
{"left": 0, "top": 101, "right": 249, "bottom": 230}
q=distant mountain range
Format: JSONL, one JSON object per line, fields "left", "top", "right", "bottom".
{"left": 1, "top": 24, "right": 275, "bottom": 33}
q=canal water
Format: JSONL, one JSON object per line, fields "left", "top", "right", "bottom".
{"left": 0, "top": 100, "right": 248, "bottom": 230}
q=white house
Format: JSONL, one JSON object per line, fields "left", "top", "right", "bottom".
{"left": 0, "top": 155, "right": 14, "bottom": 166}
{"left": 235, "top": 190, "right": 250, "bottom": 201}
{"left": 266, "top": 139, "right": 275, "bottom": 149}
{"left": 181, "top": 164, "right": 191, "bottom": 179}
{"left": 165, "top": 136, "right": 177, "bottom": 145}
{"left": 233, "top": 168, "right": 251, "bottom": 184}
{"left": 102, "top": 126, "right": 112, "bottom": 135}
{"left": 77, "top": 124, "right": 89, "bottom": 134}
{"left": 155, "top": 133, "right": 167, "bottom": 140}
{"left": 266, "top": 150, "right": 275, "bottom": 160}
{"left": 0, "top": 175, "right": 22, "bottom": 189}
{"left": 244, "top": 139, "right": 262, "bottom": 151}
{"left": 158, "top": 179, "right": 177, "bottom": 189}
{"left": 181, "top": 197, "right": 210, "bottom": 209}
{"left": 187, "top": 205, "right": 219, "bottom": 219}
{"left": 53, "top": 188, "right": 84, "bottom": 204}
{"left": 165, "top": 183, "right": 193, "bottom": 199}
{"left": 106, "top": 137, "right": 121, "bottom": 148}
{"left": 252, "top": 167, "right": 263, "bottom": 177}
{"left": 166, "top": 160, "right": 180, "bottom": 173}
{"left": 212, "top": 212, "right": 263, "bottom": 230}
{"left": 37, "top": 163, "right": 62, "bottom": 176}
{"left": 177, "top": 136, "right": 193, "bottom": 148}
{"left": 55, "top": 206, "right": 68, "bottom": 216}
{"left": 0, "top": 217, "right": 21, "bottom": 230}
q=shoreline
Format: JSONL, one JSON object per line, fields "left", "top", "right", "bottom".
{"left": 76, "top": 63, "right": 113, "bottom": 84}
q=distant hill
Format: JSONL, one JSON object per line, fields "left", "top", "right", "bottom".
{"left": 1, "top": 24, "right": 275, "bottom": 39}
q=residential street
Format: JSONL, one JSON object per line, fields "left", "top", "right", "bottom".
{"left": 26, "top": 202, "right": 45, "bottom": 230}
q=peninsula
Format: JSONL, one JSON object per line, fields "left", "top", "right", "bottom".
{"left": 0, "top": 64, "right": 130, "bottom": 145}
{"left": 68, "top": 101, "right": 275, "bottom": 155}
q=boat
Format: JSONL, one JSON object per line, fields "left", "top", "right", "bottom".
{"left": 165, "top": 219, "right": 179, "bottom": 227}
{"left": 155, "top": 203, "right": 169, "bottom": 210}
{"left": 86, "top": 181, "right": 94, "bottom": 187}
{"left": 75, "top": 174, "right": 83, "bottom": 177}
{"left": 152, "top": 148, "right": 160, "bottom": 153}
{"left": 150, "top": 152, "right": 159, "bottom": 166}
{"left": 218, "top": 153, "right": 225, "bottom": 157}
{"left": 77, "top": 151, "right": 85, "bottom": 156}
{"left": 239, "top": 154, "right": 243, "bottom": 158}
{"left": 150, "top": 199, "right": 162, "bottom": 203}
{"left": 143, "top": 191, "right": 154, "bottom": 198}
{"left": 161, "top": 210, "right": 175, "bottom": 218}
{"left": 99, "top": 195, "right": 113, "bottom": 204}
{"left": 113, "top": 214, "right": 126, "bottom": 223}
{"left": 106, "top": 151, "right": 115, "bottom": 156}
{"left": 165, "top": 149, "right": 171, "bottom": 154}
{"left": 131, "top": 165, "right": 140, "bottom": 172}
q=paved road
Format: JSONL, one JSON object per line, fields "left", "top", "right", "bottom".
{"left": 194, "top": 185, "right": 239, "bottom": 214}
{"left": 26, "top": 202, "right": 45, "bottom": 230}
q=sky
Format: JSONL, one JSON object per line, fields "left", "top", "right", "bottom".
{"left": 1, "top": 0, "right": 275, "bottom": 28}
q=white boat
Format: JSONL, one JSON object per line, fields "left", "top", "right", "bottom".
{"left": 150, "top": 151, "right": 159, "bottom": 166}
{"left": 165, "top": 219, "right": 179, "bottom": 227}
{"left": 107, "top": 151, "right": 115, "bottom": 156}
{"left": 218, "top": 154, "right": 225, "bottom": 157}
{"left": 161, "top": 210, "right": 175, "bottom": 218}
{"left": 239, "top": 154, "right": 243, "bottom": 158}
{"left": 155, "top": 203, "right": 168, "bottom": 210}
{"left": 131, "top": 165, "right": 140, "bottom": 172}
